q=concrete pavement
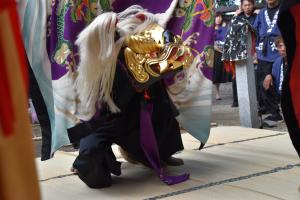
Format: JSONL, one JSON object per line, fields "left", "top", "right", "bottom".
{"left": 36, "top": 126, "right": 299, "bottom": 200}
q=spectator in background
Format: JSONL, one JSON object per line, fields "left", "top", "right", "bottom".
{"left": 254, "top": 0, "right": 282, "bottom": 123}
{"left": 213, "top": 13, "right": 231, "bottom": 100}
{"left": 235, "top": 0, "right": 258, "bottom": 26}
{"left": 231, "top": 0, "right": 258, "bottom": 107}
{"left": 264, "top": 37, "right": 287, "bottom": 97}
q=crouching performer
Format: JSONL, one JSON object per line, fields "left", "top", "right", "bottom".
{"left": 68, "top": 4, "right": 194, "bottom": 188}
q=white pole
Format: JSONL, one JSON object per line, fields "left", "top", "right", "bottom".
{"left": 235, "top": 32, "right": 260, "bottom": 128}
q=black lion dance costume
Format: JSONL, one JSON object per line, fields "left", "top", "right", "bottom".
{"left": 68, "top": 4, "right": 194, "bottom": 188}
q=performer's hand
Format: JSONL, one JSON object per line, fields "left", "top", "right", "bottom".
{"left": 263, "top": 74, "right": 273, "bottom": 90}
{"left": 214, "top": 46, "right": 222, "bottom": 53}
{"left": 234, "top": 6, "right": 242, "bottom": 16}
{"left": 253, "top": 53, "right": 258, "bottom": 64}
{"left": 254, "top": 9, "right": 260, "bottom": 15}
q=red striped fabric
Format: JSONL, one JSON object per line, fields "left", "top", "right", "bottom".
{"left": 290, "top": 5, "right": 300, "bottom": 128}
{"left": 0, "top": 1, "right": 13, "bottom": 11}
{"left": 0, "top": 1, "right": 28, "bottom": 137}
{"left": 0, "top": 8, "right": 14, "bottom": 137}
{"left": 0, "top": 46, "right": 15, "bottom": 137}
{"left": 0, "top": 2, "right": 41, "bottom": 199}
{"left": 8, "top": 2, "right": 28, "bottom": 90}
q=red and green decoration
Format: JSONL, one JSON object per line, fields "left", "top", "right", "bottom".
{"left": 200, "top": 0, "right": 215, "bottom": 27}
{"left": 70, "top": 0, "right": 99, "bottom": 24}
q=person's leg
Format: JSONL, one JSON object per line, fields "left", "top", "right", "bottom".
{"left": 263, "top": 86, "right": 282, "bottom": 121}
{"left": 118, "top": 146, "right": 139, "bottom": 164}
{"left": 257, "top": 60, "right": 282, "bottom": 121}
{"left": 72, "top": 133, "right": 121, "bottom": 188}
{"left": 213, "top": 50, "right": 223, "bottom": 100}
{"left": 164, "top": 156, "right": 184, "bottom": 166}
{"left": 257, "top": 60, "right": 272, "bottom": 114}
{"left": 68, "top": 115, "right": 122, "bottom": 188}
{"left": 254, "top": 64, "right": 259, "bottom": 101}
{"left": 215, "top": 83, "right": 221, "bottom": 100}
{"left": 232, "top": 78, "right": 238, "bottom": 107}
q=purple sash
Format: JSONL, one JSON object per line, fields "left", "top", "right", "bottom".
{"left": 140, "top": 102, "right": 189, "bottom": 185}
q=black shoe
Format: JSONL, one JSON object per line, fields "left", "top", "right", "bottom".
{"left": 263, "top": 120, "right": 277, "bottom": 128}
{"left": 258, "top": 108, "right": 267, "bottom": 115}
{"left": 163, "top": 156, "right": 184, "bottom": 166}
{"left": 264, "top": 114, "right": 283, "bottom": 122}
{"left": 231, "top": 101, "right": 238, "bottom": 107}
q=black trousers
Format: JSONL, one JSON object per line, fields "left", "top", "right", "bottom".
{"left": 68, "top": 61, "right": 184, "bottom": 188}
{"left": 257, "top": 59, "right": 281, "bottom": 116}
{"left": 28, "top": 58, "right": 52, "bottom": 160}
{"left": 232, "top": 78, "right": 238, "bottom": 104}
